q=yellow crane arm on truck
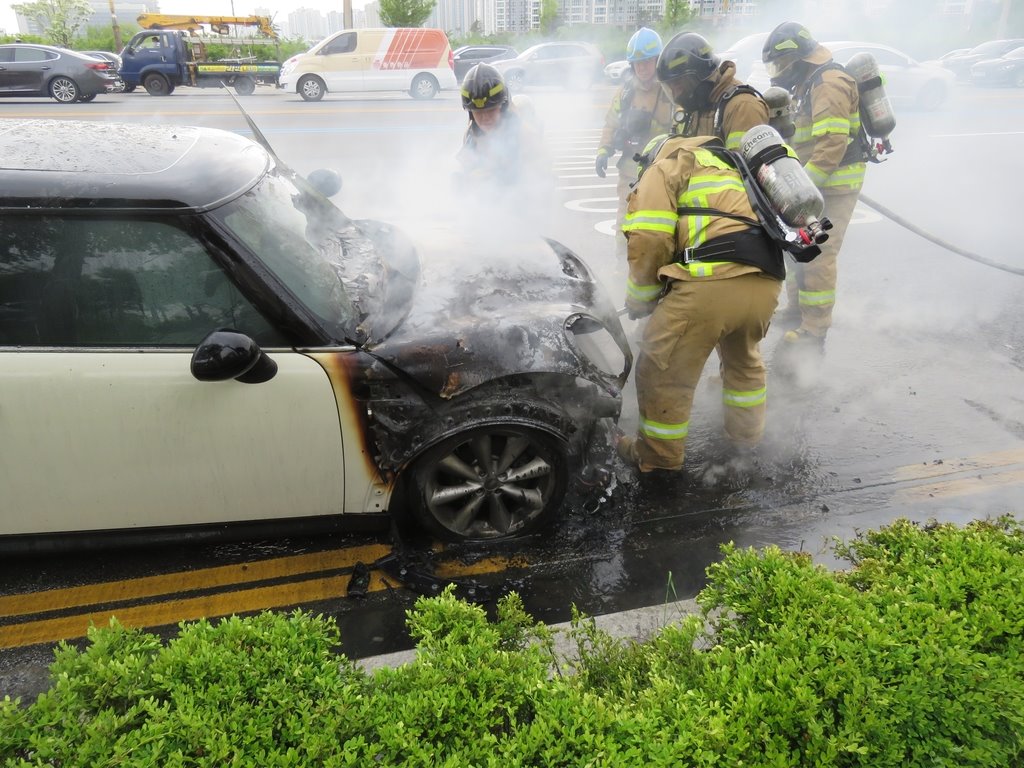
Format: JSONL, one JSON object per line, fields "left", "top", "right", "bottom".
{"left": 136, "top": 14, "right": 278, "bottom": 40}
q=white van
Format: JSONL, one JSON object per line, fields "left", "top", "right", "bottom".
{"left": 279, "top": 27, "right": 458, "bottom": 101}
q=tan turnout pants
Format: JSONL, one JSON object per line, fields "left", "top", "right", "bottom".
{"left": 784, "top": 189, "right": 860, "bottom": 336}
{"left": 634, "top": 272, "right": 782, "bottom": 471}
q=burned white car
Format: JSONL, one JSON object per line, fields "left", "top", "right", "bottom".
{"left": 0, "top": 119, "right": 631, "bottom": 548}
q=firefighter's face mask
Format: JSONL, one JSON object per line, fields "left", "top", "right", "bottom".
{"left": 765, "top": 53, "right": 800, "bottom": 80}
{"left": 668, "top": 74, "right": 713, "bottom": 111}
{"left": 471, "top": 105, "right": 503, "bottom": 132}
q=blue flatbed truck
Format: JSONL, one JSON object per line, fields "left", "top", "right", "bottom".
{"left": 119, "top": 29, "right": 281, "bottom": 96}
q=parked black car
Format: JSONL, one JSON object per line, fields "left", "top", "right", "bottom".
{"left": 452, "top": 45, "right": 518, "bottom": 82}
{"left": 0, "top": 119, "right": 631, "bottom": 549}
{"left": 970, "top": 45, "right": 1024, "bottom": 87}
{"left": 0, "top": 43, "right": 119, "bottom": 102}
{"left": 941, "top": 39, "right": 1024, "bottom": 80}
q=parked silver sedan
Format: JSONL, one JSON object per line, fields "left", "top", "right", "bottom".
{"left": 0, "top": 43, "right": 119, "bottom": 102}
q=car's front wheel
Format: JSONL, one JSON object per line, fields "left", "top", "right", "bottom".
{"left": 298, "top": 75, "right": 326, "bottom": 101}
{"left": 409, "top": 73, "right": 438, "bottom": 99}
{"left": 49, "top": 76, "right": 80, "bottom": 103}
{"left": 505, "top": 69, "right": 525, "bottom": 89}
{"left": 406, "top": 424, "right": 569, "bottom": 542}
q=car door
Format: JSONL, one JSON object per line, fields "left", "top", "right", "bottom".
{"left": 2, "top": 46, "right": 55, "bottom": 94}
{"left": 316, "top": 31, "right": 363, "bottom": 92}
{"left": 0, "top": 214, "right": 346, "bottom": 536}
{"left": 0, "top": 46, "right": 14, "bottom": 93}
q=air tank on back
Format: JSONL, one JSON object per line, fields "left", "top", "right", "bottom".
{"left": 762, "top": 86, "right": 795, "bottom": 139}
{"left": 739, "top": 125, "right": 831, "bottom": 244}
{"left": 844, "top": 52, "right": 896, "bottom": 153}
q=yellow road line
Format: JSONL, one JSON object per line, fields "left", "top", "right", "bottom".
{"left": 0, "top": 553, "right": 519, "bottom": 649}
{"left": 0, "top": 544, "right": 392, "bottom": 618}
{"left": 0, "top": 571, "right": 391, "bottom": 650}
{"left": 892, "top": 447, "right": 1024, "bottom": 482}
{"left": 894, "top": 467, "right": 1024, "bottom": 504}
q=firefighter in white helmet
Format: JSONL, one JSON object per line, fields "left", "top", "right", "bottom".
{"left": 762, "top": 21, "right": 865, "bottom": 353}
{"left": 595, "top": 28, "right": 674, "bottom": 259}
{"left": 616, "top": 133, "right": 784, "bottom": 473}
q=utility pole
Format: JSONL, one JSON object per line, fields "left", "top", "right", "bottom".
{"left": 108, "top": 0, "right": 122, "bottom": 50}
{"left": 344, "top": 0, "right": 353, "bottom": 29}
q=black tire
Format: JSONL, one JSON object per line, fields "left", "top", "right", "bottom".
{"left": 123, "top": 83, "right": 136, "bottom": 93}
{"left": 143, "top": 73, "right": 172, "bottom": 96}
{"left": 77, "top": 93, "right": 97, "bottom": 102}
{"left": 234, "top": 76, "right": 256, "bottom": 95}
{"left": 49, "top": 76, "right": 79, "bottom": 103}
{"left": 409, "top": 73, "right": 438, "bottom": 99}
{"left": 505, "top": 69, "right": 525, "bottom": 89}
{"left": 298, "top": 74, "right": 325, "bottom": 101}
{"left": 406, "top": 424, "right": 569, "bottom": 542}
{"left": 916, "top": 80, "right": 946, "bottom": 111}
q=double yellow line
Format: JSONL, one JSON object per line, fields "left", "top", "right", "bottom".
{"left": 0, "top": 544, "right": 523, "bottom": 650}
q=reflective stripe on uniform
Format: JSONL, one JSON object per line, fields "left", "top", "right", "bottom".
{"left": 722, "top": 387, "right": 767, "bottom": 408}
{"left": 623, "top": 209, "right": 678, "bottom": 234}
{"left": 724, "top": 130, "right": 746, "bottom": 150}
{"left": 823, "top": 162, "right": 865, "bottom": 188}
{"left": 798, "top": 288, "right": 835, "bottom": 306}
{"left": 640, "top": 417, "right": 689, "bottom": 440}
{"left": 678, "top": 174, "right": 746, "bottom": 247}
{"left": 687, "top": 260, "right": 727, "bottom": 277}
{"left": 626, "top": 277, "right": 663, "bottom": 301}
{"left": 810, "top": 115, "right": 851, "bottom": 137}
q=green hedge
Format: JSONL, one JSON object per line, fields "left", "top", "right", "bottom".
{"left": 2, "top": 517, "right": 1022, "bottom": 766}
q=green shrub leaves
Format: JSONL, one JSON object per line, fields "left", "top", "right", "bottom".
{"left": 2, "top": 517, "right": 1022, "bottom": 767}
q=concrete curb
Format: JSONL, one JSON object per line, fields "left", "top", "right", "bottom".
{"left": 356, "top": 598, "right": 701, "bottom": 672}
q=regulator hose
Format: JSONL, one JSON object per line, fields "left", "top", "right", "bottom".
{"left": 859, "top": 193, "right": 1024, "bottom": 278}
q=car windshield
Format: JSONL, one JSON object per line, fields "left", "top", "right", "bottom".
{"left": 212, "top": 169, "right": 371, "bottom": 342}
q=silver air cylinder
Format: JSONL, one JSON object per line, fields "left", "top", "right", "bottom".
{"left": 845, "top": 52, "right": 896, "bottom": 142}
{"left": 762, "top": 86, "right": 795, "bottom": 139}
{"left": 739, "top": 125, "right": 830, "bottom": 243}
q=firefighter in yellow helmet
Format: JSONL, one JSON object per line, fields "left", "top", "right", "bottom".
{"left": 595, "top": 28, "right": 674, "bottom": 259}
{"left": 616, "top": 134, "right": 784, "bottom": 473}
{"left": 762, "top": 21, "right": 865, "bottom": 352}
{"left": 659, "top": 31, "right": 769, "bottom": 151}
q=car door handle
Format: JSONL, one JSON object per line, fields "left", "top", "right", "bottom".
{"left": 40, "top": 66, "right": 50, "bottom": 70}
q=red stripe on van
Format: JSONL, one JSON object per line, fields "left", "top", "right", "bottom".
{"left": 380, "top": 28, "right": 444, "bottom": 70}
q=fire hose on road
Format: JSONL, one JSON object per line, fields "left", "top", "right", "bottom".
{"left": 859, "top": 193, "right": 1024, "bottom": 278}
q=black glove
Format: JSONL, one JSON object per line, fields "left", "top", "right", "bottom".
{"left": 594, "top": 149, "right": 610, "bottom": 178}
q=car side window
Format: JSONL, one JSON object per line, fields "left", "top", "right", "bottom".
{"left": 0, "top": 48, "right": 13, "bottom": 63}
{"left": 0, "top": 215, "right": 287, "bottom": 348}
{"left": 321, "top": 32, "right": 356, "bottom": 55}
{"left": 14, "top": 48, "right": 54, "bottom": 63}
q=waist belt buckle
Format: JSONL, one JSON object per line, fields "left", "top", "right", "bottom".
{"left": 681, "top": 246, "right": 697, "bottom": 264}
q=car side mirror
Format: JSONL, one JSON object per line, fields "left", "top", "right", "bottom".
{"left": 307, "top": 168, "right": 342, "bottom": 198}
{"left": 191, "top": 329, "right": 278, "bottom": 384}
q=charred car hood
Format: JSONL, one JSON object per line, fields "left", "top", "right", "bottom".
{"left": 357, "top": 222, "right": 628, "bottom": 399}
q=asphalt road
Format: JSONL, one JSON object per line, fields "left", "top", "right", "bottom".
{"left": 2, "top": 82, "right": 1023, "bottom": 701}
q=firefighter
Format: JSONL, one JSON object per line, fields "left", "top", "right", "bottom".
{"left": 762, "top": 21, "right": 865, "bottom": 350}
{"left": 659, "top": 32, "right": 768, "bottom": 150}
{"left": 617, "top": 134, "right": 784, "bottom": 473}
{"left": 595, "top": 28, "right": 674, "bottom": 258}
{"left": 456, "top": 62, "right": 552, "bottom": 229}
